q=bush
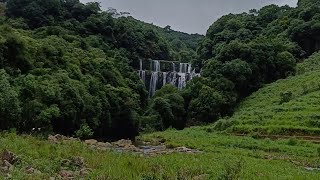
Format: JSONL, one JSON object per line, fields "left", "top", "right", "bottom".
{"left": 280, "top": 91, "right": 293, "bottom": 104}
{"left": 75, "top": 123, "right": 93, "bottom": 139}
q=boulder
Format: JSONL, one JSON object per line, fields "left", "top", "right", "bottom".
{"left": 2, "top": 150, "right": 19, "bottom": 165}
{"left": 97, "top": 142, "right": 112, "bottom": 148}
{"left": 25, "top": 166, "right": 41, "bottom": 174}
{"left": 48, "top": 134, "right": 70, "bottom": 143}
{"left": 79, "top": 168, "right": 92, "bottom": 177}
{"left": 71, "top": 156, "right": 86, "bottom": 168}
{"left": 59, "top": 170, "right": 74, "bottom": 179}
{"left": 113, "top": 139, "right": 132, "bottom": 147}
{"left": 84, "top": 139, "right": 98, "bottom": 146}
{"left": 0, "top": 160, "right": 13, "bottom": 173}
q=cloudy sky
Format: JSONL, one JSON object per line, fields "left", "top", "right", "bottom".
{"left": 81, "top": 0, "right": 298, "bottom": 34}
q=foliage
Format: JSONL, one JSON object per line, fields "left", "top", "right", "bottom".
{"left": 215, "top": 53, "right": 320, "bottom": 135}
{"left": 75, "top": 123, "right": 93, "bottom": 139}
{"left": 1, "top": 131, "right": 320, "bottom": 179}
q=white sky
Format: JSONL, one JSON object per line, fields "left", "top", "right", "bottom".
{"left": 81, "top": 0, "right": 298, "bottom": 34}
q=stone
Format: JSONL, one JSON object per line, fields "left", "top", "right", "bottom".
{"left": 125, "top": 145, "right": 140, "bottom": 152}
{"left": 79, "top": 168, "right": 92, "bottom": 176}
{"left": 0, "top": 160, "right": 13, "bottom": 173}
{"left": 71, "top": 156, "right": 86, "bottom": 168}
{"left": 25, "top": 166, "right": 41, "bottom": 174}
{"left": 59, "top": 170, "right": 74, "bottom": 179}
{"left": 113, "top": 139, "right": 132, "bottom": 147}
{"left": 84, "top": 139, "right": 98, "bottom": 146}
{"left": 2, "top": 150, "right": 19, "bottom": 165}
{"left": 48, "top": 134, "right": 70, "bottom": 143}
{"left": 3, "top": 160, "right": 13, "bottom": 171}
{"left": 97, "top": 142, "right": 112, "bottom": 148}
{"left": 175, "top": 147, "right": 201, "bottom": 154}
{"left": 192, "top": 174, "right": 209, "bottom": 180}
{"left": 48, "top": 135, "right": 58, "bottom": 143}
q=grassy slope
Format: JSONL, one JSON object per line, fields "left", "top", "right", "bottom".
{"left": 225, "top": 53, "right": 320, "bottom": 136}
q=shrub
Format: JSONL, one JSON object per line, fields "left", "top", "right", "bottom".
{"left": 75, "top": 123, "right": 93, "bottom": 139}
{"left": 279, "top": 91, "right": 293, "bottom": 104}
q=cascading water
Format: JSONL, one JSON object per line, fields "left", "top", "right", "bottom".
{"left": 137, "top": 59, "right": 200, "bottom": 97}
{"left": 138, "top": 59, "right": 146, "bottom": 83}
{"left": 149, "top": 60, "right": 161, "bottom": 97}
{"left": 163, "top": 72, "right": 167, "bottom": 86}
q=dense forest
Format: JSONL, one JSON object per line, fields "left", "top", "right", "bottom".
{"left": 0, "top": 0, "right": 319, "bottom": 140}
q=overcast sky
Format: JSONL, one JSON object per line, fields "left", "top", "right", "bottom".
{"left": 81, "top": 0, "right": 298, "bottom": 34}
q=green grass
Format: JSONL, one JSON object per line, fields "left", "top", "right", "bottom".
{"left": 220, "top": 52, "right": 320, "bottom": 136}
{"left": 1, "top": 130, "right": 320, "bottom": 179}
{"left": 220, "top": 68, "right": 320, "bottom": 136}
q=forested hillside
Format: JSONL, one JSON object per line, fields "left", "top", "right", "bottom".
{"left": 0, "top": 0, "right": 202, "bottom": 139}
{"left": 184, "top": 0, "right": 320, "bottom": 125}
{"left": 1, "top": 0, "right": 320, "bottom": 140}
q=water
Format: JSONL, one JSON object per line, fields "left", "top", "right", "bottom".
{"left": 149, "top": 72, "right": 159, "bottom": 97}
{"left": 148, "top": 60, "right": 161, "bottom": 97}
{"left": 178, "top": 73, "right": 186, "bottom": 90}
{"left": 163, "top": 72, "right": 167, "bottom": 86}
{"left": 138, "top": 60, "right": 199, "bottom": 97}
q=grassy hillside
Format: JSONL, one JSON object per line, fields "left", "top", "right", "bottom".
{"left": 215, "top": 52, "right": 320, "bottom": 136}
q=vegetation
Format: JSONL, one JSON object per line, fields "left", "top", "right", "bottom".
{"left": 213, "top": 51, "right": 320, "bottom": 136}
{"left": 0, "top": 0, "right": 203, "bottom": 139}
{"left": 1, "top": 129, "right": 320, "bottom": 179}
{"left": 2, "top": 0, "right": 320, "bottom": 178}
{"left": 0, "top": 0, "right": 320, "bottom": 144}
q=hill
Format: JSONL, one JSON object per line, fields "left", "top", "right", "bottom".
{"left": 212, "top": 52, "right": 320, "bottom": 136}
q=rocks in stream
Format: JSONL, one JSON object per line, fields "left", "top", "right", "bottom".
{"left": 47, "top": 134, "right": 202, "bottom": 156}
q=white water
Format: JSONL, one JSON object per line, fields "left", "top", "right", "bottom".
{"left": 149, "top": 60, "right": 161, "bottom": 97}
{"left": 163, "top": 72, "right": 167, "bottom": 86}
{"left": 138, "top": 60, "right": 199, "bottom": 97}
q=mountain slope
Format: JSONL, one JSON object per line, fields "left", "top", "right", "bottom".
{"left": 216, "top": 52, "right": 320, "bottom": 136}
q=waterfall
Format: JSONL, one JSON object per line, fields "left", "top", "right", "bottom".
{"left": 178, "top": 73, "right": 186, "bottom": 90}
{"left": 163, "top": 72, "right": 167, "bottom": 86}
{"left": 172, "top": 62, "right": 176, "bottom": 72}
{"left": 138, "top": 59, "right": 146, "bottom": 83}
{"left": 139, "top": 59, "right": 143, "bottom": 71}
{"left": 149, "top": 60, "right": 161, "bottom": 97}
{"left": 140, "top": 70, "right": 146, "bottom": 83}
{"left": 149, "top": 72, "right": 158, "bottom": 97}
{"left": 188, "top": 64, "right": 192, "bottom": 73}
{"left": 171, "top": 72, "right": 177, "bottom": 86}
{"left": 137, "top": 59, "right": 200, "bottom": 97}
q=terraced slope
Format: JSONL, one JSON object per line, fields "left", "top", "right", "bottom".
{"left": 222, "top": 53, "right": 320, "bottom": 136}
